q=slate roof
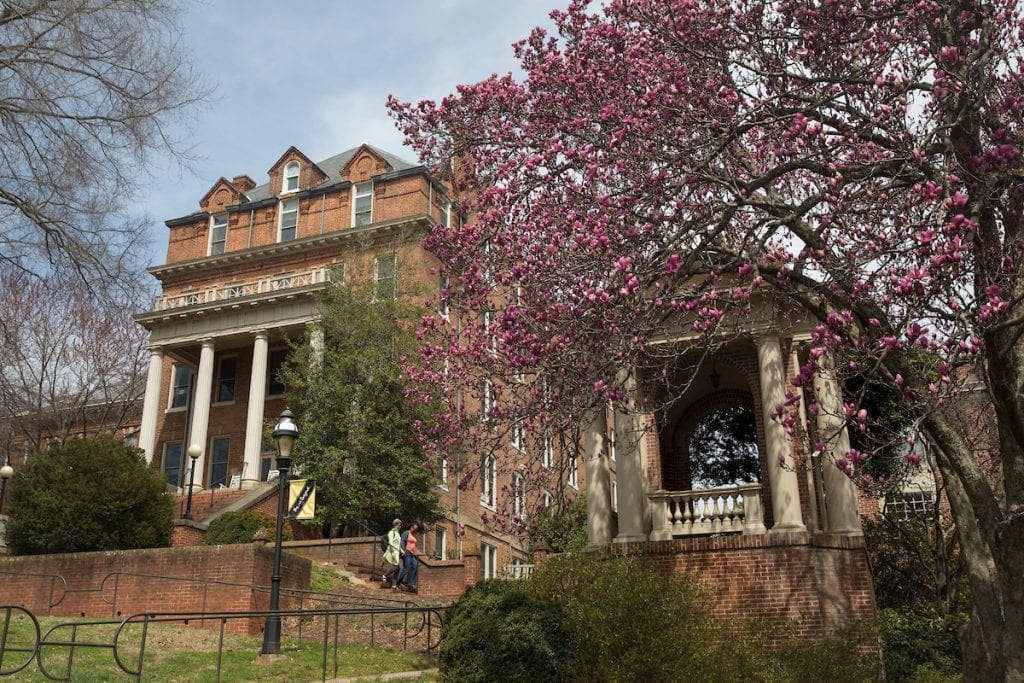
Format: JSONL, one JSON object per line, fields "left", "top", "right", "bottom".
{"left": 243, "top": 144, "right": 420, "bottom": 203}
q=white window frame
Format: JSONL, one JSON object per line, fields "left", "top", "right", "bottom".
{"left": 441, "top": 200, "right": 451, "bottom": 228}
{"left": 481, "top": 542, "right": 498, "bottom": 579}
{"left": 482, "top": 379, "right": 494, "bottom": 423}
{"left": 353, "top": 181, "right": 373, "bottom": 226}
{"left": 481, "top": 454, "right": 496, "bottom": 509}
{"left": 283, "top": 160, "right": 300, "bottom": 193}
{"left": 511, "top": 419, "right": 524, "bottom": 451}
{"left": 481, "top": 310, "right": 496, "bottom": 354}
{"left": 511, "top": 472, "right": 525, "bottom": 519}
{"left": 208, "top": 436, "right": 230, "bottom": 488}
{"left": 214, "top": 355, "right": 237, "bottom": 404}
{"left": 168, "top": 363, "right": 191, "bottom": 411}
{"left": 568, "top": 454, "right": 578, "bottom": 489}
{"left": 438, "top": 271, "right": 449, "bottom": 319}
{"left": 209, "top": 213, "right": 228, "bottom": 255}
{"left": 436, "top": 456, "right": 448, "bottom": 489}
{"left": 433, "top": 526, "right": 446, "bottom": 560}
{"left": 279, "top": 197, "right": 299, "bottom": 242}
{"left": 267, "top": 348, "right": 288, "bottom": 397}
{"left": 542, "top": 437, "right": 553, "bottom": 470}
{"left": 612, "top": 480, "right": 618, "bottom": 511}
{"left": 260, "top": 444, "right": 276, "bottom": 482}
{"left": 374, "top": 253, "right": 396, "bottom": 300}
{"left": 162, "top": 441, "right": 184, "bottom": 488}
{"left": 542, "top": 490, "right": 553, "bottom": 510}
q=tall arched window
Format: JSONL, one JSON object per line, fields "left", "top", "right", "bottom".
{"left": 283, "top": 161, "right": 300, "bottom": 192}
{"left": 688, "top": 406, "right": 760, "bottom": 488}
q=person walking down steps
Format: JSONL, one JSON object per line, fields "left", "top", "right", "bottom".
{"left": 395, "top": 522, "right": 419, "bottom": 592}
{"left": 383, "top": 518, "right": 402, "bottom": 588}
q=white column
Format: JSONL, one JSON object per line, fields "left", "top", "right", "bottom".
{"left": 310, "top": 324, "right": 324, "bottom": 367}
{"left": 188, "top": 339, "right": 216, "bottom": 489}
{"left": 584, "top": 406, "right": 613, "bottom": 547}
{"left": 813, "top": 358, "right": 863, "bottom": 535}
{"left": 138, "top": 346, "right": 165, "bottom": 463}
{"left": 242, "top": 331, "right": 269, "bottom": 488}
{"left": 614, "top": 370, "right": 649, "bottom": 543}
{"left": 756, "top": 335, "right": 806, "bottom": 532}
{"left": 792, "top": 347, "right": 821, "bottom": 533}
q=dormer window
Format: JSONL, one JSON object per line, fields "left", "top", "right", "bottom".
{"left": 279, "top": 198, "right": 298, "bottom": 242}
{"left": 209, "top": 213, "right": 227, "bottom": 255}
{"left": 353, "top": 181, "right": 373, "bottom": 226}
{"left": 283, "top": 161, "right": 300, "bottom": 193}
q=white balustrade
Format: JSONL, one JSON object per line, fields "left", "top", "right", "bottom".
{"left": 152, "top": 267, "right": 328, "bottom": 311}
{"left": 649, "top": 483, "right": 767, "bottom": 541}
{"left": 504, "top": 563, "right": 535, "bottom": 580}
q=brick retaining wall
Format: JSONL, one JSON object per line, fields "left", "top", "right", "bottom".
{"left": 0, "top": 543, "right": 311, "bottom": 634}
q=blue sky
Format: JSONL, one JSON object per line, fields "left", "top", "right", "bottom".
{"left": 139, "top": 0, "right": 558, "bottom": 267}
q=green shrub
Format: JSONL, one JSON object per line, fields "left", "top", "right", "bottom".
{"left": 203, "top": 510, "right": 293, "bottom": 545}
{"left": 439, "top": 579, "right": 573, "bottom": 682}
{"left": 878, "top": 606, "right": 965, "bottom": 682}
{"left": 6, "top": 436, "right": 173, "bottom": 554}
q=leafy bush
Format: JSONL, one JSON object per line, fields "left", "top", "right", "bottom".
{"left": 203, "top": 510, "right": 293, "bottom": 545}
{"left": 528, "top": 495, "right": 587, "bottom": 553}
{"left": 879, "top": 606, "right": 965, "bottom": 682}
{"left": 439, "top": 579, "right": 573, "bottom": 682}
{"left": 6, "top": 436, "right": 173, "bottom": 554}
{"left": 439, "top": 553, "right": 880, "bottom": 682}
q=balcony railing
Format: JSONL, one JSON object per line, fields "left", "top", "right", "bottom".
{"left": 152, "top": 267, "right": 329, "bottom": 311}
{"left": 649, "top": 483, "right": 767, "bottom": 540}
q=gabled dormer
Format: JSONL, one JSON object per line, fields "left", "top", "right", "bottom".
{"left": 199, "top": 177, "right": 247, "bottom": 214}
{"left": 339, "top": 144, "right": 392, "bottom": 183}
{"left": 267, "top": 146, "right": 327, "bottom": 197}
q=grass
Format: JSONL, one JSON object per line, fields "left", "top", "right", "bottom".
{"left": 0, "top": 613, "right": 437, "bottom": 682}
{"left": 310, "top": 563, "right": 351, "bottom": 592}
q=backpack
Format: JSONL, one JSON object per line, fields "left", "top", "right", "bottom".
{"left": 380, "top": 535, "right": 388, "bottom": 553}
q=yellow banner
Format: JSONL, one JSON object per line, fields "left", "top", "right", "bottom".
{"left": 288, "top": 479, "right": 316, "bottom": 520}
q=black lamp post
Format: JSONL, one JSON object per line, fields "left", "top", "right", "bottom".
{"left": 261, "top": 409, "right": 299, "bottom": 655}
{"left": 0, "top": 462, "right": 13, "bottom": 512}
{"left": 183, "top": 444, "right": 201, "bottom": 520}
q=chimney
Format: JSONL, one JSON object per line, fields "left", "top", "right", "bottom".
{"left": 231, "top": 175, "right": 256, "bottom": 193}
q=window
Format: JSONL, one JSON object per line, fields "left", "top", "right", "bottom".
{"left": 436, "top": 456, "right": 448, "bottom": 488}
{"left": 609, "top": 421, "right": 617, "bottom": 461}
{"left": 210, "top": 213, "right": 228, "bottom": 255}
{"left": 511, "top": 472, "right": 525, "bottom": 519}
{"left": 283, "top": 161, "right": 300, "bottom": 192}
{"left": 353, "top": 181, "right": 373, "bottom": 226}
{"left": 568, "top": 454, "right": 578, "bottom": 488}
{"left": 433, "top": 527, "right": 445, "bottom": 560}
{"left": 481, "top": 310, "right": 496, "bottom": 354}
{"left": 169, "top": 364, "right": 191, "bottom": 410}
{"left": 163, "top": 442, "right": 183, "bottom": 487}
{"left": 260, "top": 444, "right": 275, "bottom": 482}
{"left": 279, "top": 197, "right": 299, "bottom": 242}
{"left": 480, "top": 542, "right": 498, "bottom": 579}
{"left": 441, "top": 200, "right": 451, "bottom": 228}
{"left": 123, "top": 432, "right": 139, "bottom": 448}
{"left": 511, "top": 419, "right": 524, "bottom": 451}
{"left": 328, "top": 263, "right": 345, "bottom": 283}
{"left": 542, "top": 437, "right": 553, "bottom": 470}
{"left": 374, "top": 254, "right": 396, "bottom": 300}
{"left": 542, "top": 490, "right": 553, "bottom": 510}
{"left": 438, "top": 271, "right": 449, "bottom": 318}
{"left": 612, "top": 480, "right": 618, "bottom": 511}
{"left": 482, "top": 379, "right": 494, "bottom": 422}
{"left": 209, "top": 436, "right": 230, "bottom": 488}
{"left": 481, "top": 455, "right": 496, "bottom": 508}
{"left": 215, "top": 356, "right": 236, "bottom": 403}
{"left": 883, "top": 491, "right": 935, "bottom": 520}
{"left": 267, "top": 348, "right": 288, "bottom": 396}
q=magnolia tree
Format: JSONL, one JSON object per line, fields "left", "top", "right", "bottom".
{"left": 390, "top": 0, "right": 1024, "bottom": 678}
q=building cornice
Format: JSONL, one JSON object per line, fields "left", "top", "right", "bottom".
{"left": 146, "top": 213, "right": 434, "bottom": 280}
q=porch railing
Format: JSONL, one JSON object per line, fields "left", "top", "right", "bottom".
{"left": 152, "top": 267, "right": 329, "bottom": 311}
{"left": 649, "top": 483, "right": 767, "bottom": 540}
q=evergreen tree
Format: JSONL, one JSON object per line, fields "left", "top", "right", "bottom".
{"left": 281, "top": 281, "right": 442, "bottom": 533}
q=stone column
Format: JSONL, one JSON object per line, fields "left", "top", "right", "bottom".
{"left": 188, "top": 339, "right": 216, "bottom": 489}
{"left": 813, "top": 357, "right": 863, "bottom": 535}
{"left": 242, "top": 331, "right": 270, "bottom": 488}
{"left": 584, "top": 407, "right": 613, "bottom": 547}
{"left": 614, "top": 370, "right": 649, "bottom": 543}
{"left": 755, "top": 335, "right": 806, "bottom": 532}
{"left": 138, "top": 346, "right": 165, "bottom": 463}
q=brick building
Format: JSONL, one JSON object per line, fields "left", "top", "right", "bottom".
{"left": 134, "top": 144, "right": 539, "bottom": 572}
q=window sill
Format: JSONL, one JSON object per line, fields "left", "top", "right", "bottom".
{"left": 212, "top": 400, "right": 235, "bottom": 407}
{"left": 165, "top": 407, "right": 187, "bottom": 414}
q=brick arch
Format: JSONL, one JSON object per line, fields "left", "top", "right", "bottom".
{"left": 664, "top": 389, "right": 756, "bottom": 491}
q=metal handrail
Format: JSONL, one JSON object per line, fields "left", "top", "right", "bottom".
{"left": 0, "top": 570, "right": 69, "bottom": 614}
{"left": 3, "top": 602, "right": 445, "bottom": 682}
